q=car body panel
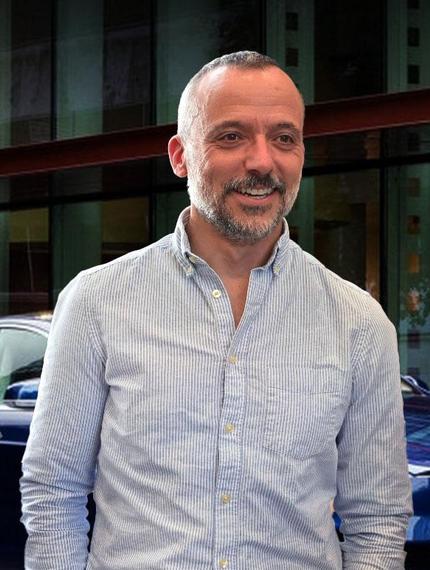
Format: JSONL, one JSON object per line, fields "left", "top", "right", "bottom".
{"left": 402, "top": 377, "right": 430, "bottom": 542}
{"left": 0, "top": 314, "right": 50, "bottom": 446}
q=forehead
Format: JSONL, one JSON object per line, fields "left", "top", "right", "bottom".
{"left": 195, "top": 66, "right": 304, "bottom": 129}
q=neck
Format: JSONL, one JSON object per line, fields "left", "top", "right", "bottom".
{"left": 186, "top": 207, "right": 282, "bottom": 279}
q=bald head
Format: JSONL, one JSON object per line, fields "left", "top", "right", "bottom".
{"left": 177, "top": 51, "right": 304, "bottom": 144}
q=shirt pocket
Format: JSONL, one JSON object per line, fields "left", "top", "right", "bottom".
{"left": 263, "top": 368, "right": 346, "bottom": 459}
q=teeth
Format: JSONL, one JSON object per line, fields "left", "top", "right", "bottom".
{"left": 237, "top": 188, "right": 273, "bottom": 197}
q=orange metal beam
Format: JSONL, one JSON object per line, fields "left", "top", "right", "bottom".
{"left": 304, "top": 88, "right": 430, "bottom": 137}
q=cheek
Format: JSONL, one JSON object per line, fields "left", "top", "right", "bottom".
{"left": 200, "top": 149, "right": 247, "bottom": 189}
{"left": 283, "top": 159, "right": 304, "bottom": 182}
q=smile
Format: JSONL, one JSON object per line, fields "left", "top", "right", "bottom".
{"left": 235, "top": 187, "right": 274, "bottom": 198}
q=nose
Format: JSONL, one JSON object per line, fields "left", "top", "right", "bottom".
{"left": 244, "top": 136, "right": 274, "bottom": 176}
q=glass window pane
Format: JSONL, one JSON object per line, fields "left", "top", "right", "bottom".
{"left": 103, "top": 0, "right": 152, "bottom": 131}
{"left": 52, "top": 161, "right": 153, "bottom": 198}
{"left": 155, "top": 0, "right": 261, "bottom": 124}
{"left": 289, "top": 170, "right": 380, "bottom": 298}
{"left": 313, "top": 0, "right": 384, "bottom": 101}
{"left": 0, "top": 0, "right": 12, "bottom": 149}
{"left": 387, "top": 162, "right": 430, "bottom": 389}
{"left": 1, "top": 174, "right": 50, "bottom": 206}
{"left": 52, "top": 194, "right": 150, "bottom": 297}
{"left": 387, "top": 0, "right": 430, "bottom": 93}
{"left": 56, "top": 0, "right": 103, "bottom": 138}
{"left": 267, "top": 0, "right": 384, "bottom": 104}
{"left": 384, "top": 124, "right": 430, "bottom": 158}
{"left": 56, "top": 0, "right": 152, "bottom": 136}
{"left": 153, "top": 191, "right": 190, "bottom": 241}
{"left": 0, "top": 0, "right": 52, "bottom": 148}
{"left": 305, "top": 131, "right": 381, "bottom": 169}
{"left": 0, "top": 208, "right": 49, "bottom": 316}
{"left": 0, "top": 328, "right": 47, "bottom": 401}
{"left": 268, "top": 0, "right": 430, "bottom": 102}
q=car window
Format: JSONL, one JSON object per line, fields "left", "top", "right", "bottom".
{"left": 0, "top": 327, "right": 47, "bottom": 402}
{"left": 401, "top": 379, "right": 414, "bottom": 394}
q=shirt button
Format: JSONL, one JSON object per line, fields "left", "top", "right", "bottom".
{"left": 225, "top": 422, "right": 235, "bottom": 433}
{"left": 212, "top": 289, "right": 222, "bottom": 298}
{"left": 228, "top": 355, "right": 237, "bottom": 364}
{"left": 273, "top": 264, "right": 281, "bottom": 274}
{"left": 189, "top": 255, "right": 197, "bottom": 264}
{"left": 221, "top": 493, "right": 231, "bottom": 504}
{"left": 219, "top": 559, "right": 229, "bottom": 568}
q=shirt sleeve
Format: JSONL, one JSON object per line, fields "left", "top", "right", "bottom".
{"left": 20, "top": 271, "right": 108, "bottom": 569}
{"left": 334, "top": 295, "right": 413, "bottom": 569}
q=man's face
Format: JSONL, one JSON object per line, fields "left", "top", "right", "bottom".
{"left": 176, "top": 66, "right": 305, "bottom": 244}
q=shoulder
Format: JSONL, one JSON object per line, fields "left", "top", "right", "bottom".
{"left": 59, "top": 233, "right": 175, "bottom": 298}
{"left": 289, "top": 242, "right": 373, "bottom": 305}
{"left": 286, "top": 240, "right": 394, "bottom": 336}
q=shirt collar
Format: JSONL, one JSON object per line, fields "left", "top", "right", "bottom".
{"left": 172, "top": 207, "right": 290, "bottom": 276}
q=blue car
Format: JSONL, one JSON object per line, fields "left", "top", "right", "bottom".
{"left": 0, "top": 314, "right": 50, "bottom": 564}
{"left": 0, "top": 314, "right": 50, "bottom": 446}
{"left": 401, "top": 375, "right": 430, "bottom": 543}
{"left": 1, "top": 315, "right": 430, "bottom": 554}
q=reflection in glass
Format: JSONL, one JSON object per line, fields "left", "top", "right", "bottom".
{"left": 154, "top": 191, "right": 189, "bottom": 241}
{"left": 56, "top": 0, "right": 103, "bottom": 138}
{"left": 387, "top": 163, "right": 430, "bottom": 388}
{"left": 0, "top": 0, "right": 52, "bottom": 147}
{"left": 7, "top": 174, "right": 50, "bottom": 205}
{"left": 0, "top": 328, "right": 47, "bottom": 402}
{"left": 407, "top": 215, "right": 420, "bottom": 235}
{"left": 155, "top": 0, "right": 261, "bottom": 124}
{"left": 385, "top": 124, "right": 430, "bottom": 158}
{"left": 305, "top": 131, "right": 381, "bottom": 168}
{"left": 103, "top": 0, "right": 152, "bottom": 131}
{"left": 266, "top": 0, "right": 314, "bottom": 103}
{"left": 11, "top": 0, "right": 52, "bottom": 145}
{"left": 267, "top": 0, "right": 383, "bottom": 103}
{"left": 0, "top": 0, "right": 11, "bottom": 150}
{"left": 0, "top": 208, "right": 49, "bottom": 316}
{"left": 53, "top": 161, "right": 154, "bottom": 198}
{"left": 388, "top": 0, "right": 430, "bottom": 92}
{"left": 290, "top": 170, "right": 380, "bottom": 298}
{"left": 53, "top": 196, "right": 149, "bottom": 299}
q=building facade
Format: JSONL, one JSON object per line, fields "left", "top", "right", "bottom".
{"left": 0, "top": 0, "right": 430, "bottom": 386}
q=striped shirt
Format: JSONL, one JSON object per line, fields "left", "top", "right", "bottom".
{"left": 21, "top": 208, "right": 412, "bottom": 569}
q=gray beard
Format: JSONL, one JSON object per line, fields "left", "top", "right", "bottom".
{"left": 188, "top": 174, "right": 296, "bottom": 245}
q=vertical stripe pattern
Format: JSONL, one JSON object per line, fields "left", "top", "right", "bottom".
{"left": 21, "top": 208, "right": 412, "bottom": 569}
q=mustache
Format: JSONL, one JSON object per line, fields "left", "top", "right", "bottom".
{"left": 224, "top": 174, "right": 286, "bottom": 195}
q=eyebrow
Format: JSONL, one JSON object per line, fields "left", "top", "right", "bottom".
{"left": 273, "top": 123, "right": 303, "bottom": 140}
{"left": 206, "top": 121, "right": 246, "bottom": 138}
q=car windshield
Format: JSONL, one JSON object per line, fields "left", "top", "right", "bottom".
{"left": 0, "top": 327, "right": 47, "bottom": 402}
{"left": 401, "top": 375, "right": 430, "bottom": 397}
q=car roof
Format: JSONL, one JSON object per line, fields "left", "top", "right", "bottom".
{"left": 0, "top": 313, "right": 52, "bottom": 333}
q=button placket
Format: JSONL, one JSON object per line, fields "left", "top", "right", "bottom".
{"left": 213, "top": 339, "right": 246, "bottom": 570}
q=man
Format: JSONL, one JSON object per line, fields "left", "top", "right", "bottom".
{"left": 21, "top": 51, "right": 411, "bottom": 569}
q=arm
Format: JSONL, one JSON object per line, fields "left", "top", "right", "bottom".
{"left": 20, "top": 272, "right": 108, "bottom": 569}
{"left": 335, "top": 296, "right": 413, "bottom": 569}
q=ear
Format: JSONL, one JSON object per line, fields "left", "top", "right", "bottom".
{"left": 168, "top": 135, "right": 188, "bottom": 178}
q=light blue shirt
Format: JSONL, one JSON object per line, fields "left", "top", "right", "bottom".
{"left": 21, "top": 208, "right": 412, "bottom": 569}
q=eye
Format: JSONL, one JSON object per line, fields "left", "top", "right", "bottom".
{"left": 277, "top": 134, "right": 295, "bottom": 145}
{"left": 219, "top": 132, "right": 241, "bottom": 142}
